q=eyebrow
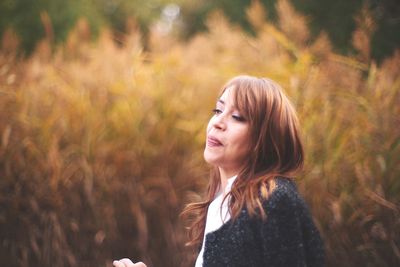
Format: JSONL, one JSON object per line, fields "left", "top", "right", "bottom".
{"left": 217, "top": 99, "right": 225, "bottom": 104}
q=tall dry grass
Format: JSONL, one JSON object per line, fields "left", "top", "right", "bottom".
{"left": 0, "top": 1, "right": 399, "bottom": 266}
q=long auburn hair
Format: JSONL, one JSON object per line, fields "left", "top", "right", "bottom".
{"left": 182, "top": 75, "right": 304, "bottom": 248}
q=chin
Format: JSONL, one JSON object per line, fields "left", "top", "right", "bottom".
{"left": 203, "top": 150, "right": 219, "bottom": 165}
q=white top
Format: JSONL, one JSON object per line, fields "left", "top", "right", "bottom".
{"left": 194, "top": 175, "right": 237, "bottom": 267}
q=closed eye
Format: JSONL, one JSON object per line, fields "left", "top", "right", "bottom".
{"left": 212, "top": 108, "right": 222, "bottom": 115}
{"left": 232, "top": 115, "right": 246, "bottom": 122}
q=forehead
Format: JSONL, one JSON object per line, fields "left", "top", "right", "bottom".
{"left": 219, "top": 86, "right": 236, "bottom": 103}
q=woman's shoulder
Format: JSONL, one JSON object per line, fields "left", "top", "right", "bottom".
{"left": 253, "top": 177, "right": 325, "bottom": 266}
{"left": 266, "top": 176, "right": 298, "bottom": 199}
{"left": 256, "top": 177, "right": 321, "bottom": 239}
{"left": 261, "top": 176, "right": 307, "bottom": 212}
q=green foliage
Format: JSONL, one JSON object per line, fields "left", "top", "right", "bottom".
{"left": 0, "top": 0, "right": 185, "bottom": 54}
{"left": 180, "top": 0, "right": 399, "bottom": 62}
{"left": 0, "top": 1, "right": 399, "bottom": 266}
{"left": 0, "top": 0, "right": 104, "bottom": 54}
{"left": 1, "top": 0, "right": 399, "bottom": 61}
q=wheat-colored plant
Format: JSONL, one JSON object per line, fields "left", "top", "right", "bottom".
{"left": 0, "top": 1, "right": 399, "bottom": 266}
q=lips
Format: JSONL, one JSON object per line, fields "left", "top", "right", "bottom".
{"left": 207, "top": 136, "right": 223, "bottom": 147}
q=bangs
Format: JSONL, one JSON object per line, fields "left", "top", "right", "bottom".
{"left": 221, "top": 76, "right": 258, "bottom": 120}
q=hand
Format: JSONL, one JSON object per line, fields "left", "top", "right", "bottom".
{"left": 113, "top": 258, "right": 147, "bottom": 267}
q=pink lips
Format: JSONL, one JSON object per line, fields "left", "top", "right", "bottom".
{"left": 207, "top": 136, "right": 223, "bottom": 147}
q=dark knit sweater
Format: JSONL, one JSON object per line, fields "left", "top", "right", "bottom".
{"left": 201, "top": 177, "right": 325, "bottom": 267}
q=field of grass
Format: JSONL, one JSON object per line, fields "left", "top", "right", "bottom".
{"left": 0, "top": 1, "right": 399, "bottom": 266}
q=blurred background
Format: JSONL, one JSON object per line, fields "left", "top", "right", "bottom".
{"left": 0, "top": 0, "right": 399, "bottom": 266}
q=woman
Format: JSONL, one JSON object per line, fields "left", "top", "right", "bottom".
{"left": 114, "top": 75, "right": 324, "bottom": 267}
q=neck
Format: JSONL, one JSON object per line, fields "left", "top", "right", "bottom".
{"left": 219, "top": 167, "right": 238, "bottom": 194}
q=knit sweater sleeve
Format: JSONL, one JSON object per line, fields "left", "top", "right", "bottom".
{"left": 257, "top": 183, "right": 325, "bottom": 267}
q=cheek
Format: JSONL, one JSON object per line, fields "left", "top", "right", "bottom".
{"left": 234, "top": 139, "right": 250, "bottom": 156}
{"left": 206, "top": 118, "right": 214, "bottom": 133}
{"left": 237, "top": 131, "right": 251, "bottom": 152}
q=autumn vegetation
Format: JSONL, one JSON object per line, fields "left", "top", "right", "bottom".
{"left": 0, "top": 1, "right": 399, "bottom": 266}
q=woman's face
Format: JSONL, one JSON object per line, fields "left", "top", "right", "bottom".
{"left": 204, "top": 87, "right": 251, "bottom": 177}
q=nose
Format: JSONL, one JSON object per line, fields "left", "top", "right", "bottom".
{"left": 211, "top": 113, "right": 226, "bottom": 131}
